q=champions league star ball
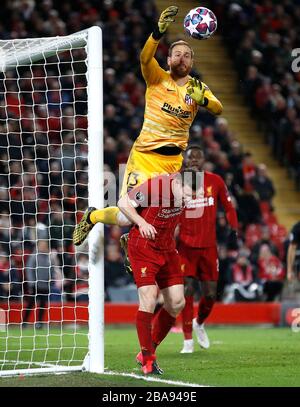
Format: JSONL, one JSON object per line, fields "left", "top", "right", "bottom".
{"left": 184, "top": 7, "right": 217, "bottom": 40}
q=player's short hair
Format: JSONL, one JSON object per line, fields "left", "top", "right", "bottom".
{"left": 185, "top": 144, "right": 204, "bottom": 155}
{"left": 168, "top": 40, "right": 194, "bottom": 58}
{"left": 178, "top": 168, "right": 201, "bottom": 192}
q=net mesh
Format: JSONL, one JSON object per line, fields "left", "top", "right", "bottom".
{"left": 0, "top": 33, "right": 90, "bottom": 372}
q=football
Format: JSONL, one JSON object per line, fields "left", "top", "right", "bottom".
{"left": 183, "top": 7, "right": 217, "bottom": 40}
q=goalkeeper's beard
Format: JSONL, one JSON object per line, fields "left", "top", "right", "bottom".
{"left": 170, "top": 62, "right": 191, "bottom": 79}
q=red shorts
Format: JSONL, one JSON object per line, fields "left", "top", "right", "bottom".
{"left": 128, "top": 243, "right": 184, "bottom": 289}
{"left": 178, "top": 242, "right": 219, "bottom": 282}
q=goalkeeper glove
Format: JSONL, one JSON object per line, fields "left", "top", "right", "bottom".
{"left": 186, "top": 78, "right": 207, "bottom": 106}
{"left": 152, "top": 6, "right": 179, "bottom": 40}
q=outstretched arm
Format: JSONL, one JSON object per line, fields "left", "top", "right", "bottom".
{"left": 140, "top": 6, "right": 178, "bottom": 85}
{"left": 140, "top": 35, "right": 162, "bottom": 85}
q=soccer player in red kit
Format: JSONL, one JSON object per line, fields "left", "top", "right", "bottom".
{"left": 118, "top": 169, "right": 200, "bottom": 374}
{"left": 178, "top": 146, "right": 238, "bottom": 353}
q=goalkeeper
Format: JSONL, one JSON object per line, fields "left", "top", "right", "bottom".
{"left": 73, "top": 5, "right": 223, "bottom": 246}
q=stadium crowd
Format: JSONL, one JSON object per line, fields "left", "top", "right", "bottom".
{"left": 0, "top": 0, "right": 290, "bottom": 305}
{"left": 208, "top": 0, "right": 300, "bottom": 189}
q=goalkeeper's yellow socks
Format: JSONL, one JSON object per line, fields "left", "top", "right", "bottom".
{"left": 89, "top": 206, "right": 119, "bottom": 225}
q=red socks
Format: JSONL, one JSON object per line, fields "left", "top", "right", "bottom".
{"left": 197, "top": 297, "right": 215, "bottom": 325}
{"left": 136, "top": 308, "right": 177, "bottom": 363}
{"left": 152, "top": 307, "right": 176, "bottom": 349}
{"left": 181, "top": 295, "right": 194, "bottom": 340}
{"left": 136, "top": 310, "right": 154, "bottom": 362}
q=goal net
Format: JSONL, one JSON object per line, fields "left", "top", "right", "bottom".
{"left": 0, "top": 27, "right": 104, "bottom": 376}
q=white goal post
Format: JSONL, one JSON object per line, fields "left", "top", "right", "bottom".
{"left": 0, "top": 26, "right": 104, "bottom": 376}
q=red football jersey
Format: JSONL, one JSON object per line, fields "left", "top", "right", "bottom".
{"left": 128, "top": 173, "right": 183, "bottom": 250}
{"left": 178, "top": 171, "right": 238, "bottom": 248}
{"left": 258, "top": 256, "right": 285, "bottom": 281}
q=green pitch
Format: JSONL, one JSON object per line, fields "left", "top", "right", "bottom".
{"left": 0, "top": 326, "right": 300, "bottom": 387}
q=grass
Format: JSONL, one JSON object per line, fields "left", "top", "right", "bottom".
{"left": 0, "top": 326, "right": 300, "bottom": 387}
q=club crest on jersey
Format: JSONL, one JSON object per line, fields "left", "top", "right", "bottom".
{"left": 185, "top": 94, "right": 193, "bottom": 105}
{"left": 141, "top": 267, "right": 147, "bottom": 277}
{"left": 206, "top": 186, "right": 213, "bottom": 196}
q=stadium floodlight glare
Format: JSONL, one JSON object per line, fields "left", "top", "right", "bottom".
{"left": 0, "top": 27, "right": 104, "bottom": 376}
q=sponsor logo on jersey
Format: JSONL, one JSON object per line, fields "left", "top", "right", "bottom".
{"left": 185, "top": 94, "right": 194, "bottom": 105}
{"left": 158, "top": 207, "right": 182, "bottom": 218}
{"left": 161, "top": 102, "right": 191, "bottom": 119}
{"left": 186, "top": 196, "right": 215, "bottom": 208}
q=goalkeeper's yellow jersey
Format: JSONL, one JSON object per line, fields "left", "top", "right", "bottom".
{"left": 134, "top": 35, "right": 222, "bottom": 152}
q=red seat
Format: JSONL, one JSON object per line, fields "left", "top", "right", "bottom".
{"left": 260, "top": 201, "right": 271, "bottom": 215}
{"left": 245, "top": 224, "right": 262, "bottom": 248}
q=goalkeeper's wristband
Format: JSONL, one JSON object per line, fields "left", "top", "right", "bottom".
{"left": 152, "top": 25, "right": 164, "bottom": 40}
{"left": 199, "top": 97, "right": 209, "bottom": 107}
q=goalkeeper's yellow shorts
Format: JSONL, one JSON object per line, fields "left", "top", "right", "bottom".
{"left": 119, "top": 146, "right": 183, "bottom": 197}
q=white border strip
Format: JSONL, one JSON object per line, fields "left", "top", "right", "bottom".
{"left": 104, "top": 370, "right": 209, "bottom": 387}
{"left": 0, "top": 360, "right": 60, "bottom": 368}
{"left": 0, "top": 360, "right": 82, "bottom": 377}
{"left": 0, "top": 361, "right": 209, "bottom": 386}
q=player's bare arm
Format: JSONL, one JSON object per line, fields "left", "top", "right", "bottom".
{"left": 118, "top": 194, "right": 157, "bottom": 240}
{"left": 140, "top": 6, "right": 178, "bottom": 84}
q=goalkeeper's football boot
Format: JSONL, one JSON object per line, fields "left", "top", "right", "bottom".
{"left": 193, "top": 318, "right": 210, "bottom": 349}
{"left": 73, "top": 207, "right": 96, "bottom": 246}
{"left": 141, "top": 357, "right": 164, "bottom": 375}
{"left": 120, "top": 232, "right": 132, "bottom": 274}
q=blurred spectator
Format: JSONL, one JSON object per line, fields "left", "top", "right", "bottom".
{"left": 0, "top": 255, "right": 22, "bottom": 302}
{"left": 73, "top": 252, "right": 89, "bottom": 301}
{"left": 287, "top": 220, "right": 300, "bottom": 282}
{"left": 228, "top": 140, "right": 243, "bottom": 168}
{"left": 22, "top": 239, "right": 62, "bottom": 328}
{"left": 236, "top": 189, "right": 262, "bottom": 226}
{"left": 105, "top": 242, "right": 134, "bottom": 302}
{"left": 216, "top": 244, "right": 233, "bottom": 301}
{"left": 213, "top": 117, "right": 232, "bottom": 153}
{"left": 105, "top": 243, "right": 131, "bottom": 290}
{"left": 250, "top": 163, "right": 275, "bottom": 205}
{"left": 242, "top": 152, "right": 256, "bottom": 192}
{"left": 258, "top": 244, "right": 285, "bottom": 301}
{"left": 0, "top": 254, "right": 10, "bottom": 302}
{"left": 223, "top": 249, "right": 262, "bottom": 303}
{"left": 250, "top": 225, "right": 279, "bottom": 266}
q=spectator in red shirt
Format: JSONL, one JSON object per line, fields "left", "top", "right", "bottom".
{"left": 258, "top": 243, "right": 285, "bottom": 301}
{"left": 242, "top": 152, "right": 256, "bottom": 192}
{"left": 223, "top": 248, "right": 261, "bottom": 303}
